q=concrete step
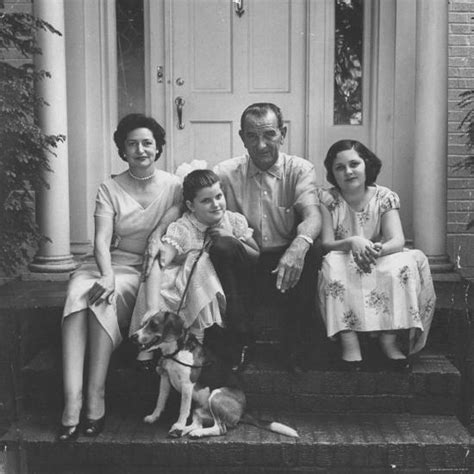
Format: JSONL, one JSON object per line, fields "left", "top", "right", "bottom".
{"left": 1, "top": 412, "right": 471, "bottom": 473}
{"left": 22, "top": 348, "right": 460, "bottom": 416}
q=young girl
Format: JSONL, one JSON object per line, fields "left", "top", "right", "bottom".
{"left": 318, "top": 140, "right": 435, "bottom": 371}
{"left": 130, "top": 169, "right": 259, "bottom": 369}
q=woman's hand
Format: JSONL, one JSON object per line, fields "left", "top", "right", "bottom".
{"left": 350, "top": 236, "right": 378, "bottom": 273}
{"left": 88, "top": 274, "right": 116, "bottom": 306}
{"left": 142, "top": 238, "right": 163, "bottom": 280}
{"left": 158, "top": 242, "right": 178, "bottom": 268}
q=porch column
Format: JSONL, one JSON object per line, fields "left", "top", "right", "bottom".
{"left": 413, "top": 0, "right": 452, "bottom": 273}
{"left": 29, "top": 0, "right": 77, "bottom": 273}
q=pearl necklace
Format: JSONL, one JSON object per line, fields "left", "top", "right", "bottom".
{"left": 128, "top": 168, "right": 156, "bottom": 181}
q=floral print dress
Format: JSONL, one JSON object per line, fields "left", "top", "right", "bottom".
{"left": 317, "top": 185, "right": 435, "bottom": 354}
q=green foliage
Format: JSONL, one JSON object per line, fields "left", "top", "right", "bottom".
{"left": 0, "top": 12, "right": 64, "bottom": 275}
{"left": 457, "top": 89, "right": 474, "bottom": 230}
{"left": 334, "top": 0, "right": 363, "bottom": 125}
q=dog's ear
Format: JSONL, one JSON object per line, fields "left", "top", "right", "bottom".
{"left": 161, "top": 312, "right": 187, "bottom": 340}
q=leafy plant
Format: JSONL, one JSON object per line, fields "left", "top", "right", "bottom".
{"left": 334, "top": 0, "right": 363, "bottom": 125}
{"left": 457, "top": 89, "right": 474, "bottom": 230}
{"left": 0, "top": 12, "right": 64, "bottom": 275}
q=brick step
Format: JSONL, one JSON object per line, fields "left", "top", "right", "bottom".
{"left": 22, "top": 348, "right": 460, "bottom": 416}
{"left": 1, "top": 412, "right": 471, "bottom": 473}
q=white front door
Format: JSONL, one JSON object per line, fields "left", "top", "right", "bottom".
{"left": 149, "top": 0, "right": 308, "bottom": 171}
{"left": 144, "top": 0, "right": 415, "bottom": 236}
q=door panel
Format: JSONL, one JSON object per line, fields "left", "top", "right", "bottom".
{"left": 155, "top": 0, "right": 307, "bottom": 170}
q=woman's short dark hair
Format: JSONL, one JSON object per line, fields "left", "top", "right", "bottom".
{"left": 113, "top": 113, "right": 166, "bottom": 162}
{"left": 183, "top": 169, "right": 221, "bottom": 204}
{"left": 324, "top": 139, "right": 382, "bottom": 188}
{"left": 240, "top": 103, "right": 284, "bottom": 131}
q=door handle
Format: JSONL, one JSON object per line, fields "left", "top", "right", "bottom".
{"left": 175, "top": 96, "right": 185, "bottom": 130}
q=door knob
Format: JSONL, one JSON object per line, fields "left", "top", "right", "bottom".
{"left": 175, "top": 96, "right": 185, "bottom": 130}
{"left": 176, "top": 77, "right": 185, "bottom": 86}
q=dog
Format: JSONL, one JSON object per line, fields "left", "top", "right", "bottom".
{"left": 130, "top": 312, "right": 299, "bottom": 439}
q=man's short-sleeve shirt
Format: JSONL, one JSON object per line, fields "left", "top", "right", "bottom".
{"left": 215, "top": 153, "right": 318, "bottom": 250}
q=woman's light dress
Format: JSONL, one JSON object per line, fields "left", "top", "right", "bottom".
{"left": 62, "top": 172, "right": 182, "bottom": 348}
{"left": 129, "top": 210, "right": 254, "bottom": 335}
{"left": 317, "top": 185, "right": 436, "bottom": 354}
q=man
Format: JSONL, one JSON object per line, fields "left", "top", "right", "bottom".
{"left": 214, "top": 103, "right": 322, "bottom": 372}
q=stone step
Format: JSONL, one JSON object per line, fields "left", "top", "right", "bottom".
{"left": 22, "top": 348, "right": 460, "bottom": 416}
{"left": 1, "top": 412, "right": 471, "bottom": 473}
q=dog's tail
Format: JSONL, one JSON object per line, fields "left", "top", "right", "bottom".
{"left": 241, "top": 413, "right": 299, "bottom": 438}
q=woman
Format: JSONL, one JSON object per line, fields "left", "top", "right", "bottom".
{"left": 318, "top": 140, "right": 435, "bottom": 371}
{"left": 58, "top": 114, "right": 182, "bottom": 441}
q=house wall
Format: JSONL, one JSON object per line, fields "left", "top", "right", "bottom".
{"left": 448, "top": 0, "right": 474, "bottom": 280}
{"left": 2, "top": 0, "right": 474, "bottom": 280}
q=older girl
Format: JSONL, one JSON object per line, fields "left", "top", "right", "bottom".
{"left": 318, "top": 140, "right": 435, "bottom": 371}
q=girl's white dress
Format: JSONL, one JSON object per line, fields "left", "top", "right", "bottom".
{"left": 317, "top": 185, "right": 436, "bottom": 354}
{"left": 62, "top": 173, "right": 182, "bottom": 348}
{"left": 129, "top": 210, "right": 253, "bottom": 334}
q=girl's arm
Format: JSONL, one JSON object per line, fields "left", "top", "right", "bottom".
{"left": 320, "top": 205, "right": 376, "bottom": 272}
{"left": 240, "top": 235, "right": 260, "bottom": 261}
{"left": 320, "top": 206, "right": 363, "bottom": 253}
{"left": 377, "top": 209, "right": 405, "bottom": 256}
{"left": 89, "top": 215, "right": 115, "bottom": 305}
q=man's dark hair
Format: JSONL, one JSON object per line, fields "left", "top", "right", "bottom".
{"left": 240, "top": 103, "right": 284, "bottom": 131}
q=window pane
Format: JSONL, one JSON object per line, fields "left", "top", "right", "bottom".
{"left": 334, "top": 0, "right": 363, "bottom": 125}
{"left": 116, "top": 0, "right": 145, "bottom": 119}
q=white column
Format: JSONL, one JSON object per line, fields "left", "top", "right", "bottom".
{"left": 64, "top": 0, "right": 118, "bottom": 255}
{"left": 413, "top": 0, "right": 452, "bottom": 273}
{"left": 29, "top": 0, "right": 77, "bottom": 273}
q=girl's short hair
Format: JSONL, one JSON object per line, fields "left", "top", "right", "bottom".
{"left": 113, "top": 114, "right": 166, "bottom": 162}
{"left": 324, "top": 139, "right": 382, "bottom": 188}
{"left": 183, "top": 169, "right": 220, "bottom": 203}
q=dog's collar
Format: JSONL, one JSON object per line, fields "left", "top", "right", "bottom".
{"left": 160, "top": 347, "right": 213, "bottom": 369}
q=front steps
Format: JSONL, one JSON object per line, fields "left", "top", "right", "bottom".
{"left": 22, "top": 349, "right": 460, "bottom": 416}
{"left": 1, "top": 279, "right": 474, "bottom": 472}
{"left": 2, "top": 412, "right": 471, "bottom": 473}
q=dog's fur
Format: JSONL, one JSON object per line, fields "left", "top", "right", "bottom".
{"left": 130, "top": 312, "right": 299, "bottom": 439}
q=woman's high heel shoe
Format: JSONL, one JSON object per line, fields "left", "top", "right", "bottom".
{"left": 57, "top": 424, "right": 80, "bottom": 442}
{"left": 83, "top": 415, "right": 106, "bottom": 437}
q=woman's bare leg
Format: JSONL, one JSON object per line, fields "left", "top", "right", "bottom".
{"left": 340, "top": 330, "right": 362, "bottom": 361}
{"left": 379, "top": 331, "right": 406, "bottom": 360}
{"left": 137, "top": 259, "right": 163, "bottom": 361}
{"left": 61, "top": 310, "right": 87, "bottom": 426}
{"left": 86, "top": 314, "right": 113, "bottom": 420}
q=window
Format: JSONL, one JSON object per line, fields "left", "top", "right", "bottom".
{"left": 116, "top": 0, "right": 145, "bottom": 119}
{"left": 334, "top": 0, "right": 363, "bottom": 125}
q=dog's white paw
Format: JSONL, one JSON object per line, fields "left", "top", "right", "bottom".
{"left": 144, "top": 414, "right": 159, "bottom": 424}
{"left": 188, "top": 428, "right": 205, "bottom": 439}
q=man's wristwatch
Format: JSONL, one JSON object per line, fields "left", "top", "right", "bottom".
{"left": 295, "top": 234, "right": 313, "bottom": 246}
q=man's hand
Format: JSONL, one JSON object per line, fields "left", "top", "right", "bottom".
{"left": 271, "top": 238, "right": 309, "bottom": 293}
{"left": 142, "top": 238, "right": 164, "bottom": 281}
{"left": 88, "top": 274, "right": 115, "bottom": 306}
